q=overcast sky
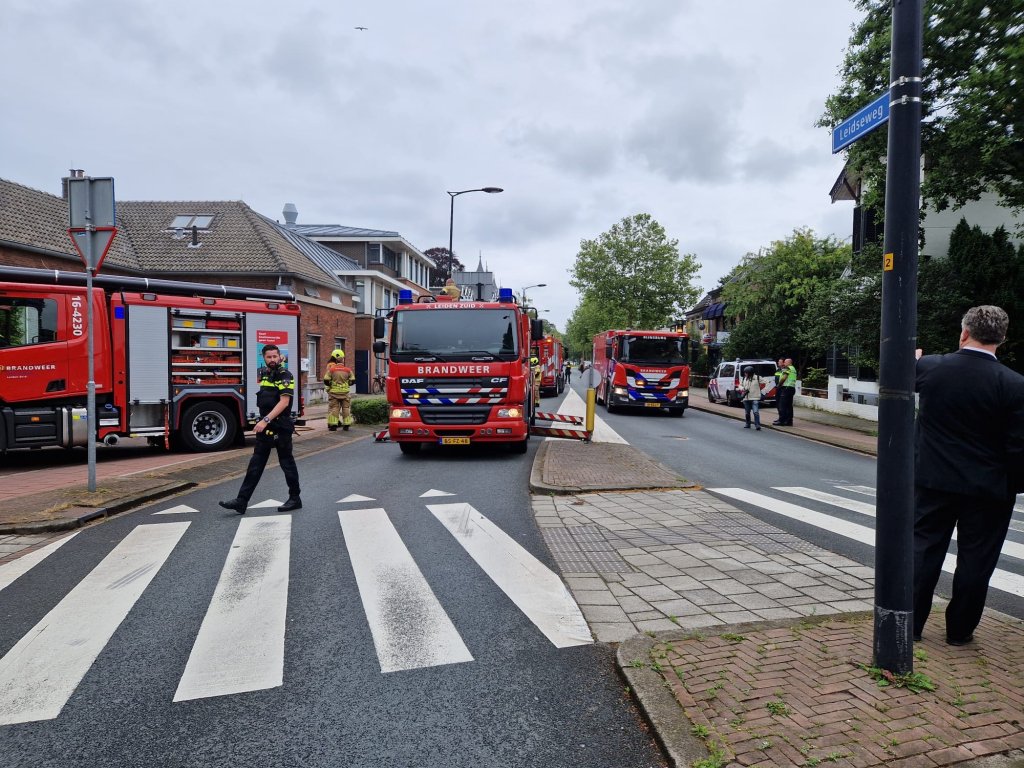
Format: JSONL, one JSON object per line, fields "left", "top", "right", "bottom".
{"left": 3, "top": 0, "right": 864, "bottom": 331}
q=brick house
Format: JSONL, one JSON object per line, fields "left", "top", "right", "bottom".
{"left": 0, "top": 176, "right": 359, "bottom": 405}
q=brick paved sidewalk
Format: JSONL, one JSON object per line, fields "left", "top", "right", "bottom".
{"left": 531, "top": 489, "right": 1024, "bottom": 768}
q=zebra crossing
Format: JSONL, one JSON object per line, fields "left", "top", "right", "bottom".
{"left": 0, "top": 496, "right": 592, "bottom": 726}
{"left": 708, "top": 484, "right": 1024, "bottom": 599}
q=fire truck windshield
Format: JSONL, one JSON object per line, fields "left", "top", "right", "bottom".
{"left": 620, "top": 336, "right": 687, "bottom": 365}
{"left": 392, "top": 309, "right": 519, "bottom": 360}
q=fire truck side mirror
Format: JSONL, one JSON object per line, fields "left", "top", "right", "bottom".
{"left": 373, "top": 317, "right": 386, "bottom": 339}
{"left": 530, "top": 319, "right": 544, "bottom": 342}
{"left": 372, "top": 340, "right": 386, "bottom": 354}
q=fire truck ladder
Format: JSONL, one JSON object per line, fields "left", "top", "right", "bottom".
{"left": 530, "top": 412, "right": 591, "bottom": 441}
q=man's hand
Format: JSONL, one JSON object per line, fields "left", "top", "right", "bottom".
{"left": 915, "top": 348, "right": 923, "bottom": 360}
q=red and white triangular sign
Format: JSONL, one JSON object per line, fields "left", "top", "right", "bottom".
{"left": 68, "top": 227, "right": 118, "bottom": 273}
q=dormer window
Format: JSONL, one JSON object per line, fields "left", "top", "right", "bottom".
{"left": 169, "top": 214, "right": 215, "bottom": 230}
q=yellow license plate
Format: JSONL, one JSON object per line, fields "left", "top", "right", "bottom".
{"left": 644, "top": 402, "right": 662, "bottom": 408}
{"left": 441, "top": 437, "right": 471, "bottom": 445}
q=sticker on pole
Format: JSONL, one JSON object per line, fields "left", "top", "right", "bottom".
{"left": 883, "top": 252, "right": 894, "bottom": 271}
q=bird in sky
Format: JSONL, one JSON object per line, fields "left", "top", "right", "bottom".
{"left": 354, "top": 26, "right": 368, "bottom": 31}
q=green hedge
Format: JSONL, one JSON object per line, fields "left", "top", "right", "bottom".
{"left": 351, "top": 396, "right": 389, "bottom": 424}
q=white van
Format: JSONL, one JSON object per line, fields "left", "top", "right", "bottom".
{"left": 708, "top": 359, "right": 779, "bottom": 407}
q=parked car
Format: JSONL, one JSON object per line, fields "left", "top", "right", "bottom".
{"left": 708, "top": 359, "right": 779, "bottom": 407}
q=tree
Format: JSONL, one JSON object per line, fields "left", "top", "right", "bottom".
{"left": 720, "top": 228, "right": 851, "bottom": 369}
{"left": 820, "top": 1, "right": 1024, "bottom": 228}
{"left": 569, "top": 213, "right": 702, "bottom": 330}
{"left": 424, "top": 247, "right": 464, "bottom": 287}
{"left": 564, "top": 294, "right": 630, "bottom": 358}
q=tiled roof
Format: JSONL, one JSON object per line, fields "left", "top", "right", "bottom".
{"left": 116, "top": 200, "right": 342, "bottom": 289}
{"left": 0, "top": 178, "right": 140, "bottom": 269}
{"left": 257, "top": 214, "right": 361, "bottom": 277}
{"left": 290, "top": 224, "right": 400, "bottom": 238}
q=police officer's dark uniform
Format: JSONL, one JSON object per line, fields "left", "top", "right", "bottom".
{"left": 220, "top": 363, "right": 302, "bottom": 513}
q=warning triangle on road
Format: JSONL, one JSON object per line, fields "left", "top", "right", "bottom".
{"left": 420, "top": 489, "right": 455, "bottom": 498}
{"left": 152, "top": 504, "right": 199, "bottom": 515}
{"left": 247, "top": 499, "right": 283, "bottom": 509}
{"left": 337, "top": 494, "right": 376, "bottom": 503}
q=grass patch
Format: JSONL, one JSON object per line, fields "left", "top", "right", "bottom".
{"left": 856, "top": 662, "right": 937, "bottom": 693}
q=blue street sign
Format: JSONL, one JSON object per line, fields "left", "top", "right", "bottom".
{"left": 831, "top": 92, "right": 890, "bottom": 154}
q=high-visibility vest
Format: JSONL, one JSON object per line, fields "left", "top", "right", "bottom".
{"left": 324, "top": 362, "right": 353, "bottom": 395}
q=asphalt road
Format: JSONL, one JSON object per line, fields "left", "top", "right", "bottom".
{"left": 0, "top": 433, "right": 664, "bottom": 768}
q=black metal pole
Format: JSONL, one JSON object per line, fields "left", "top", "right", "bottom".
{"left": 874, "top": 0, "right": 923, "bottom": 674}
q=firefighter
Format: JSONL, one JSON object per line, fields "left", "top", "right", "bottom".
{"left": 441, "top": 278, "right": 461, "bottom": 300}
{"left": 324, "top": 349, "right": 354, "bottom": 431}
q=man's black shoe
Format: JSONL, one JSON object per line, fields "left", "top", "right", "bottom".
{"left": 913, "top": 633, "right": 922, "bottom": 642}
{"left": 772, "top": 420, "right": 783, "bottom": 426}
{"left": 342, "top": 425, "right": 350, "bottom": 431}
{"left": 743, "top": 424, "right": 750, "bottom": 429}
{"left": 278, "top": 498, "right": 302, "bottom": 512}
{"left": 946, "top": 634, "right": 974, "bottom": 646}
{"left": 328, "top": 425, "right": 338, "bottom": 431}
{"left": 219, "top": 498, "right": 247, "bottom": 514}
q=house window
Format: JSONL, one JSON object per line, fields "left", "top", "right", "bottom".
{"left": 368, "top": 243, "right": 382, "bottom": 263}
{"left": 307, "top": 336, "right": 320, "bottom": 380}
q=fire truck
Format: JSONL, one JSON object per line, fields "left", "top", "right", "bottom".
{"left": 591, "top": 329, "right": 691, "bottom": 416}
{"left": 533, "top": 335, "right": 565, "bottom": 397}
{"left": 372, "top": 287, "right": 544, "bottom": 454}
{"left": 0, "top": 266, "right": 301, "bottom": 453}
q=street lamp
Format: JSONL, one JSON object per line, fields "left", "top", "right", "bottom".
{"left": 521, "top": 283, "right": 546, "bottom": 305}
{"left": 447, "top": 187, "right": 503, "bottom": 269}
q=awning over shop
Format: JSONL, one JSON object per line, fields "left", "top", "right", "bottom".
{"left": 702, "top": 302, "right": 726, "bottom": 319}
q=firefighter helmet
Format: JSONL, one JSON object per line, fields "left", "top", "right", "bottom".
{"left": 330, "top": 349, "right": 345, "bottom": 361}
{"left": 530, "top": 356, "right": 539, "bottom": 366}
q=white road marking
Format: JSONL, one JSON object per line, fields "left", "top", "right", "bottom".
{"left": 556, "top": 388, "right": 627, "bottom": 444}
{"left": 0, "top": 523, "right": 189, "bottom": 725}
{"left": 152, "top": 504, "right": 198, "bottom": 515}
{"left": 834, "top": 485, "right": 876, "bottom": 497}
{"left": 427, "top": 503, "right": 592, "bottom": 648}
{"left": 174, "top": 516, "right": 291, "bottom": 702}
{"left": 777, "top": 487, "right": 1024, "bottom": 562}
{"left": 710, "top": 488, "right": 1024, "bottom": 599}
{"left": 420, "top": 489, "right": 455, "bottom": 498}
{"left": 0, "top": 533, "right": 79, "bottom": 593}
{"left": 339, "top": 508, "right": 472, "bottom": 673}
{"left": 338, "top": 494, "right": 375, "bottom": 503}
{"left": 247, "top": 499, "right": 283, "bottom": 509}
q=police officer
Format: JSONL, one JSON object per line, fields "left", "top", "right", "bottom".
{"left": 323, "top": 349, "right": 354, "bottom": 431}
{"left": 220, "top": 344, "right": 302, "bottom": 513}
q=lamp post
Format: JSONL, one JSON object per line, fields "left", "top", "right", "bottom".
{"left": 521, "top": 283, "right": 546, "bottom": 306}
{"left": 447, "top": 187, "right": 503, "bottom": 272}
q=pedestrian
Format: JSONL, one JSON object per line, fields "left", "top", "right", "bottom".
{"left": 739, "top": 365, "right": 763, "bottom": 430}
{"left": 219, "top": 344, "right": 302, "bottom": 514}
{"left": 323, "top": 349, "right": 354, "bottom": 431}
{"left": 773, "top": 357, "right": 797, "bottom": 426}
{"left": 441, "top": 278, "right": 461, "bottom": 300}
{"left": 564, "top": 360, "right": 572, "bottom": 385}
{"left": 912, "top": 306, "right": 1024, "bottom": 645}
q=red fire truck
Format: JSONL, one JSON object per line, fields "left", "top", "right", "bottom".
{"left": 0, "top": 266, "right": 301, "bottom": 453}
{"left": 591, "top": 329, "right": 691, "bottom": 416}
{"left": 534, "top": 335, "right": 565, "bottom": 397}
{"left": 372, "top": 287, "right": 543, "bottom": 454}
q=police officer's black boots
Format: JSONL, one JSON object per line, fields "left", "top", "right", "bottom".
{"left": 278, "top": 498, "right": 302, "bottom": 512}
{"left": 219, "top": 498, "right": 247, "bottom": 514}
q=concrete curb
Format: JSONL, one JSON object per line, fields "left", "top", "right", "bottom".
{"left": 0, "top": 480, "right": 195, "bottom": 534}
{"left": 688, "top": 399, "right": 878, "bottom": 456}
{"left": 617, "top": 634, "right": 707, "bottom": 768}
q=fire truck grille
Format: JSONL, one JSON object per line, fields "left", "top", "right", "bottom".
{"left": 401, "top": 377, "right": 508, "bottom": 406}
{"left": 418, "top": 406, "right": 492, "bottom": 425}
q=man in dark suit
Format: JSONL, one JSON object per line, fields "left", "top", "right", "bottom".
{"left": 913, "top": 305, "right": 1024, "bottom": 645}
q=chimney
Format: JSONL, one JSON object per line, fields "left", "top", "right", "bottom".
{"left": 283, "top": 203, "right": 298, "bottom": 227}
{"left": 187, "top": 225, "right": 202, "bottom": 249}
{"left": 61, "top": 168, "right": 86, "bottom": 199}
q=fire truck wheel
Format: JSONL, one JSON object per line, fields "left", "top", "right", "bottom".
{"left": 399, "top": 442, "right": 422, "bottom": 455}
{"left": 669, "top": 407, "right": 684, "bottom": 417}
{"left": 180, "top": 402, "right": 238, "bottom": 452}
{"left": 510, "top": 435, "right": 529, "bottom": 454}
